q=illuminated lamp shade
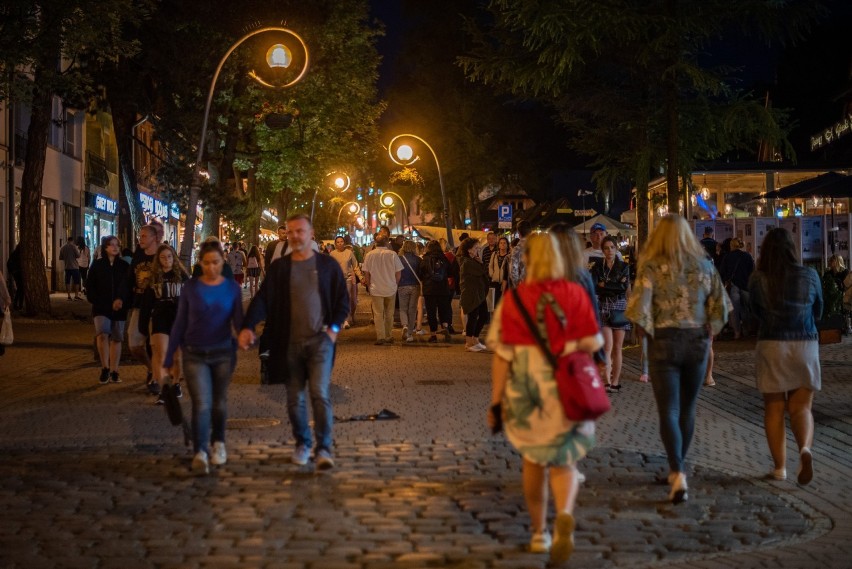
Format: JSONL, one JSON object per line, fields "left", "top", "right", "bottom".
{"left": 700, "top": 186, "right": 710, "bottom": 201}
{"left": 334, "top": 177, "right": 346, "bottom": 189}
{"left": 396, "top": 144, "right": 414, "bottom": 162}
{"left": 381, "top": 194, "right": 394, "bottom": 207}
{"left": 724, "top": 204, "right": 732, "bottom": 215}
{"left": 348, "top": 203, "right": 359, "bottom": 213}
{"left": 266, "top": 44, "right": 292, "bottom": 68}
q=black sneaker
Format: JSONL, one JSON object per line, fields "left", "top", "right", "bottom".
{"left": 110, "top": 371, "right": 122, "bottom": 384}
{"left": 147, "top": 379, "right": 161, "bottom": 395}
{"left": 173, "top": 383, "right": 183, "bottom": 398}
{"left": 99, "top": 368, "right": 110, "bottom": 385}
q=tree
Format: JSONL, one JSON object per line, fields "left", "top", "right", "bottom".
{"left": 0, "top": 0, "right": 144, "bottom": 316}
{"left": 460, "top": 0, "right": 821, "bottom": 245}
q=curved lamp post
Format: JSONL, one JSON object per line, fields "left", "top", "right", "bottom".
{"left": 336, "top": 200, "right": 361, "bottom": 229}
{"left": 312, "top": 172, "right": 350, "bottom": 224}
{"left": 379, "top": 191, "right": 410, "bottom": 234}
{"left": 388, "top": 134, "right": 453, "bottom": 248}
{"left": 178, "top": 26, "right": 309, "bottom": 265}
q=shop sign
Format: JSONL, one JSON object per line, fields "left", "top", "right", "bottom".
{"left": 92, "top": 193, "right": 117, "bottom": 215}
{"left": 811, "top": 111, "right": 852, "bottom": 151}
{"left": 140, "top": 192, "right": 178, "bottom": 221}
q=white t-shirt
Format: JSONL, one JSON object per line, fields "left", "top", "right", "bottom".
{"left": 583, "top": 246, "right": 623, "bottom": 270}
{"left": 363, "top": 247, "right": 404, "bottom": 297}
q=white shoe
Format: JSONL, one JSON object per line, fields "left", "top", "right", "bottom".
{"left": 210, "top": 441, "right": 227, "bottom": 466}
{"left": 405, "top": 336, "right": 414, "bottom": 343}
{"left": 529, "top": 530, "right": 552, "bottom": 553}
{"left": 343, "top": 320, "right": 351, "bottom": 329}
{"left": 415, "top": 329, "right": 425, "bottom": 335}
{"left": 192, "top": 451, "right": 209, "bottom": 475}
{"left": 576, "top": 470, "right": 586, "bottom": 484}
{"left": 768, "top": 467, "right": 787, "bottom": 481}
{"left": 466, "top": 343, "right": 486, "bottom": 352}
{"left": 402, "top": 326, "right": 409, "bottom": 341}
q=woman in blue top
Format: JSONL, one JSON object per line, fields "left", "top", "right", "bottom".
{"left": 749, "top": 228, "right": 822, "bottom": 485}
{"left": 397, "top": 240, "right": 421, "bottom": 342}
{"left": 163, "top": 241, "right": 243, "bottom": 475}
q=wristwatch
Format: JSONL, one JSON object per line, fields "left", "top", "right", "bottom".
{"left": 329, "top": 324, "right": 341, "bottom": 333}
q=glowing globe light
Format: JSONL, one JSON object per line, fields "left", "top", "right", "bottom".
{"left": 334, "top": 177, "right": 346, "bottom": 189}
{"left": 348, "top": 203, "right": 359, "bottom": 213}
{"left": 266, "top": 44, "right": 292, "bottom": 68}
{"left": 381, "top": 194, "right": 394, "bottom": 207}
{"left": 396, "top": 144, "right": 414, "bottom": 162}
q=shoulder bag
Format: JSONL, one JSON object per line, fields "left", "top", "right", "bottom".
{"left": 510, "top": 289, "right": 610, "bottom": 421}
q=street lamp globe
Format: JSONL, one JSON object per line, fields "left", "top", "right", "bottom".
{"left": 396, "top": 144, "right": 414, "bottom": 162}
{"left": 334, "top": 177, "right": 347, "bottom": 190}
{"left": 266, "top": 44, "right": 292, "bottom": 68}
{"left": 381, "top": 194, "right": 394, "bottom": 207}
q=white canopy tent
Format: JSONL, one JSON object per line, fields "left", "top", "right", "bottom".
{"left": 412, "top": 226, "right": 488, "bottom": 244}
{"left": 573, "top": 214, "right": 636, "bottom": 236}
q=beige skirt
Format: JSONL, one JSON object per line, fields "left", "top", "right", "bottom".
{"left": 755, "top": 340, "right": 821, "bottom": 394}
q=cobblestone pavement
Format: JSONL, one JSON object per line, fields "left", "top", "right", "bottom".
{"left": 0, "top": 292, "right": 850, "bottom": 568}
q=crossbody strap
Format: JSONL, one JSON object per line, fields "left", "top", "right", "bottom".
{"left": 401, "top": 254, "right": 422, "bottom": 285}
{"left": 511, "top": 288, "right": 558, "bottom": 369}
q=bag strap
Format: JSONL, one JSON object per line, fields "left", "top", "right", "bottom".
{"left": 401, "top": 254, "right": 422, "bottom": 285}
{"left": 511, "top": 288, "right": 558, "bottom": 369}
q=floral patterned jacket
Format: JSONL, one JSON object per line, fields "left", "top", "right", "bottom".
{"left": 626, "top": 257, "right": 731, "bottom": 338}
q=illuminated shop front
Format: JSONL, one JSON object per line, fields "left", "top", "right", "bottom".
{"left": 83, "top": 191, "right": 117, "bottom": 252}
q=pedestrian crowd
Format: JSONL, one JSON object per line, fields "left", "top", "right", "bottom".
{"left": 1, "top": 212, "right": 832, "bottom": 566}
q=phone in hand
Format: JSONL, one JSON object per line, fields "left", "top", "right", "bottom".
{"left": 490, "top": 403, "right": 503, "bottom": 435}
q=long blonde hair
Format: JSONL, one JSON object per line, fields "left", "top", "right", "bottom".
{"left": 640, "top": 215, "right": 707, "bottom": 274}
{"left": 549, "top": 222, "right": 585, "bottom": 282}
{"left": 525, "top": 233, "right": 564, "bottom": 282}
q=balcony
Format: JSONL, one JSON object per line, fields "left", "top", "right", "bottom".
{"left": 85, "top": 151, "right": 109, "bottom": 189}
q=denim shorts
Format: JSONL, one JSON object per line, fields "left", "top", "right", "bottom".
{"left": 94, "top": 316, "right": 125, "bottom": 343}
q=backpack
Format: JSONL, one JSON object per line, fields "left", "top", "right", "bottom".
{"left": 428, "top": 256, "right": 447, "bottom": 282}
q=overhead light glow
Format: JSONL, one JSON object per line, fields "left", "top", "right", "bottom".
{"left": 266, "top": 44, "right": 292, "bottom": 68}
{"left": 396, "top": 144, "right": 413, "bottom": 162}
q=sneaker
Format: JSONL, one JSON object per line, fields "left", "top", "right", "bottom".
{"left": 402, "top": 326, "right": 409, "bottom": 341}
{"left": 668, "top": 472, "right": 688, "bottom": 504}
{"left": 466, "top": 343, "right": 486, "bottom": 353}
{"left": 343, "top": 320, "right": 351, "bottom": 329}
{"left": 529, "top": 530, "right": 552, "bottom": 553}
{"left": 576, "top": 470, "right": 587, "bottom": 484}
{"left": 440, "top": 327, "right": 451, "bottom": 340}
{"left": 173, "top": 383, "right": 183, "bottom": 398}
{"left": 405, "top": 335, "right": 414, "bottom": 343}
{"left": 550, "top": 512, "right": 576, "bottom": 563}
{"left": 767, "top": 467, "right": 787, "bottom": 481}
{"left": 155, "top": 394, "right": 165, "bottom": 406}
{"left": 110, "top": 371, "right": 122, "bottom": 384}
{"left": 415, "top": 328, "right": 425, "bottom": 335}
{"left": 99, "top": 368, "right": 110, "bottom": 385}
{"left": 147, "top": 378, "right": 160, "bottom": 395}
{"left": 210, "top": 442, "right": 227, "bottom": 466}
{"left": 316, "top": 449, "right": 335, "bottom": 470}
{"left": 192, "top": 451, "right": 209, "bottom": 475}
{"left": 292, "top": 445, "right": 311, "bottom": 466}
{"left": 475, "top": 341, "right": 487, "bottom": 351}
{"left": 798, "top": 448, "right": 813, "bottom": 485}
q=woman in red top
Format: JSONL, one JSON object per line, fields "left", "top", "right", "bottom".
{"left": 486, "top": 233, "right": 602, "bottom": 564}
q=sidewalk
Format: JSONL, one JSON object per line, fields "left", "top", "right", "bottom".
{"left": 0, "top": 292, "right": 850, "bottom": 568}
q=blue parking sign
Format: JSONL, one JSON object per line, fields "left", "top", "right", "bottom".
{"left": 498, "top": 204, "right": 513, "bottom": 229}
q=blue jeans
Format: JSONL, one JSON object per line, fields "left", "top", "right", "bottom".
{"left": 286, "top": 332, "right": 335, "bottom": 452}
{"left": 647, "top": 327, "right": 710, "bottom": 473}
{"left": 183, "top": 342, "right": 236, "bottom": 455}
{"left": 729, "top": 284, "right": 751, "bottom": 336}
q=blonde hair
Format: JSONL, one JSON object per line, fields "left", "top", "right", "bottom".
{"left": 438, "top": 237, "right": 449, "bottom": 252}
{"left": 730, "top": 238, "right": 743, "bottom": 251}
{"left": 400, "top": 240, "right": 417, "bottom": 256}
{"left": 641, "top": 214, "right": 707, "bottom": 274}
{"left": 524, "top": 233, "right": 564, "bottom": 282}
{"left": 828, "top": 254, "right": 847, "bottom": 272}
{"left": 549, "top": 223, "right": 585, "bottom": 282}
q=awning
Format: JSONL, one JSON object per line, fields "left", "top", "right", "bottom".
{"left": 412, "top": 226, "right": 488, "bottom": 244}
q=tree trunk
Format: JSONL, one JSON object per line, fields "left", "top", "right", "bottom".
{"left": 200, "top": 203, "right": 219, "bottom": 241}
{"left": 18, "top": 72, "right": 54, "bottom": 316}
{"left": 179, "top": 184, "right": 200, "bottom": 266}
{"left": 636, "top": 179, "right": 650, "bottom": 254}
{"left": 277, "top": 188, "right": 291, "bottom": 223}
{"left": 664, "top": 82, "right": 679, "bottom": 212}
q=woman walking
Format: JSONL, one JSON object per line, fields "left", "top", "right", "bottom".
{"left": 85, "top": 236, "right": 131, "bottom": 384}
{"left": 590, "top": 236, "right": 631, "bottom": 392}
{"left": 458, "top": 238, "right": 490, "bottom": 352}
{"left": 749, "top": 228, "right": 823, "bottom": 484}
{"left": 397, "top": 240, "right": 421, "bottom": 342}
{"left": 246, "top": 245, "right": 264, "bottom": 298}
{"left": 77, "top": 236, "right": 91, "bottom": 292}
{"left": 141, "top": 244, "right": 190, "bottom": 404}
{"left": 626, "top": 215, "right": 730, "bottom": 503}
{"left": 330, "top": 236, "right": 362, "bottom": 328}
{"left": 163, "top": 240, "right": 243, "bottom": 475}
{"left": 418, "top": 240, "right": 453, "bottom": 343}
{"left": 486, "top": 233, "right": 601, "bottom": 563}
{"left": 488, "top": 236, "right": 511, "bottom": 308}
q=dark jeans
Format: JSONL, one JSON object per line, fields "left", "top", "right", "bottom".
{"left": 286, "top": 332, "right": 335, "bottom": 452}
{"left": 183, "top": 343, "right": 236, "bottom": 455}
{"left": 423, "top": 294, "right": 453, "bottom": 332}
{"left": 647, "top": 327, "right": 710, "bottom": 473}
{"left": 464, "top": 300, "right": 490, "bottom": 338}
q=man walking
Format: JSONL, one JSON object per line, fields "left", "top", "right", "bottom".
{"left": 509, "top": 221, "right": 532, "bottom": 287}
{"left": 264, "top": 225, "right": 288, "bottom": 268}
{"left": 123, "top": 224, "right": 159, "bottom": 391}
{"left": 362, "top": 234, "right": 403, "bottom": 344}
{"left": 583, "top": 222, "right": 623, "bottom": 268}
{"left": 227, "top": 242, "right": 247, "bottom": 288}
{"left": 239, "top": 214, "right": 349, "bottom": 469}
{"left": 700, "top": 226, "right": 718, "bottom": 262}
{"left": 330, "top": 235, "right": 362, "bottom": 328}
{"left": 59, "top": 237, "right": 82, "bottom": 301}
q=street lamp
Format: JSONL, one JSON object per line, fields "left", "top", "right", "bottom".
{"left": 312, "top": 171, "right": 351, "bottom": 224}
{"left": 379, "top": 191, "right": 410, "bottom": 234}
{"left": 178, "top": 26, "right": 309, "bottom": 265}
{"left": 388, "top": 134, "right": 453, "bottom": 248}
{"left": 336, "top": 201, "right": 360, "bottom": 229}
{"left": 578, "top": 189, "right": 593, "bottom": 234}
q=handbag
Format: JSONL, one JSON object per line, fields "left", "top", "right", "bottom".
{"left": 0, "top": 307, "right": 13, "bottom": 345}
{"left": 510, "top": 289, "right": 610, "bottom": 421}
{"left": 606, "top": 308, "right": 629, "bottom": 327}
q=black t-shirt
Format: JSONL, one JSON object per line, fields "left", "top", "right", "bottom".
{"left": 129, "top": 252, "right": 155, "bottom": 309}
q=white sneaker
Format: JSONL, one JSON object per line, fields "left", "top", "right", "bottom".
{"left": 576, "top": 470, "right": 587, "bottom": 484}
{"left": 292, "top": 444, "right": 311, "bottom": 466}
{"left": 210, "top": 441, "right": 227, "bottom": 465}
{"left": 475, "top": 342, "right": 488, "bottom": 351}
{"left": 529, "top": 530, "right": 552, "bottom": 553}
{"left": 405, "top": 336, "right": 414, "bottom": 343}
{"left": 415, "top": 329, "right": 425, "bottom": 335}
{"left": 467, "top": 343, "right": 486, "bottom": 352}
{"left": 343, "top": 320, "right": 351, "bottom": 329}
{"left": 402, "top": 326, "right": 409, "bottom": 341}
{"left": 768, "top": 467, "right": 787, "bottom": 481}
{"left": 192, "top": 451, "right": 209, "bottom": 475}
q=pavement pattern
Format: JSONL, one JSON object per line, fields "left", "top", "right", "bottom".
{"left": 0, "top": 291, "right": 850, "bottom": 568}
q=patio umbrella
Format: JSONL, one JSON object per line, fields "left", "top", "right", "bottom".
{"left": 775, "top": 172, "right": 847, "bottom": 199}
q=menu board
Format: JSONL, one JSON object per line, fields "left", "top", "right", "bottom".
{"left": 832, "top": 214, "right": 850, "bottom": 265}
{"left": 800, "top": 216, "right": 824, "bottom": 260}
{"left": 753, "top": 218, "right": 778, "bottom": 260}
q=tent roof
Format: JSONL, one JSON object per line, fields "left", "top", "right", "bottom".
{"left": 412, "top": 226, "right": 488, "bottom": 244}
{"left": 573, "top": 213, "right": 635, "bottom": 235}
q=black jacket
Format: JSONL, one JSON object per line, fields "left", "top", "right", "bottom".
{"left": 720, "top": 249, "right": 754, "bottom": 290}
{"left": 590, "top": 258, "right": 630, "bottom": 300}
{"left": 242, "top": 253, "right": 349, "bottom": 383}
{"left": 85, "top": 257, "right": 131, "bottom": 320}
{"left": 418, "top": 252, "right": 451, "bottom": 296}
{"left": 264, "top": 239, "right": 288, "bottom": 269}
